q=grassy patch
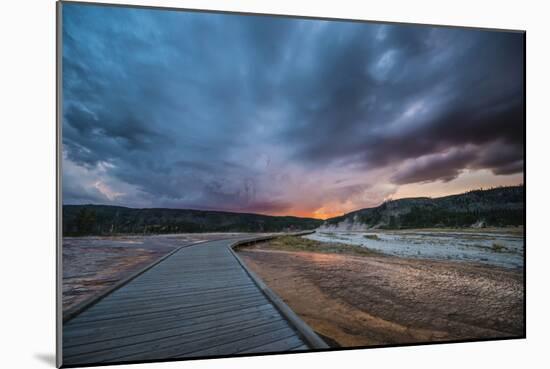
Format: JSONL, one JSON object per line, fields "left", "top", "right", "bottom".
{"left": 240, "top": 236, "right": 380, "bottom": 257}
{"left": 491, "top": 243, "right": 507, "bottom": 253}
{"left": 363, "top": 234, "right": 380, "bottom": 240}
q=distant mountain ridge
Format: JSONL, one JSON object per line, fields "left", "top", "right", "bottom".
{"left": 322, "top": 185, "right": 524, "bottom": 230}
{"left": 63, "top": 205, "right": 323, "bottom": 236}
{"left": 63, "top": 186, "right": 524, "bottom": 236}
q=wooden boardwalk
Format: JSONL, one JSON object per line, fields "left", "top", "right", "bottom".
{"left": 62, "top": 236, "right": 322, "bottom": 366}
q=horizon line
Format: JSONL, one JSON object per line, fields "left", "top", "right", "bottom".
{"left": 62, "top": 183, "right": 524, "bottom": 221}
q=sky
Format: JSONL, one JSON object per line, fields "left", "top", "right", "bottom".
{"left": 61, "top": 3, "right": 524, "bottom": 219}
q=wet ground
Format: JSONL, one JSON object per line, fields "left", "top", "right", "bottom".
{"left": 239, "top": 241, "right": 524, "bottom": 347}
{"left": 62, "top": 230, "right": 525, "bottom": 348}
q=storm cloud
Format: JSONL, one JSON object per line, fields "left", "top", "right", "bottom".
{"left": 61, "top": 3, "right": 524, "bottom": 218}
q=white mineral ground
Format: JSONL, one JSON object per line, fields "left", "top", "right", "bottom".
{"left": 305, "top": 229, "right": 524, "bottom": 269}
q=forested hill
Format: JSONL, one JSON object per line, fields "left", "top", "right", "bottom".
{"left": 63, "top": 205, "right": 323, "bottom": 236}
{"left": 322, "top": 185, "right": 524, "bottom": 230}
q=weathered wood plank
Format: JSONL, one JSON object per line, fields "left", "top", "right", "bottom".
{"left": 96, "top": 283, "right": 257, "bottom": 303}
{"left": 79, "top": 289, "right": 262, "bottom": 316}
{"left": 68, "top": 294, "right": 268, "bottom": 325}
{"left": 64, "top": 304, "right": 279, "bottom": 347}
{"left": 105, "top": 281, "right": 255, "bottom": 300}
{"left": 104, "top": 320, "right": 292, "bottom": 363}
{"left": 65, "top": 314, "right": 285, "bottom": 358}
{"left": 237, "top": 335, "right": 305, "bottom": 354}
{"left": 62, "top": 236, "right": 314, "bottom": 366}
{"left": 64, "top": 303, "right": 276, "bottom": 341}
{"left": 181, "top": 326, "right": 298, "bottom": 358}
{"left": 83, "top": 287, "right": 261, "bottom": 314}
{"left": 64, "top": 299, "right": 271, "bottom": 332}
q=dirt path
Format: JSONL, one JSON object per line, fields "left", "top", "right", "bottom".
{"left": 239, "top": 245, "right": 524, "bottom": 347}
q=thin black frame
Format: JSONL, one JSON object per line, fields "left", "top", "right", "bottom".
{"left": 55, "top": 1, "right": 527, "bottom": 368}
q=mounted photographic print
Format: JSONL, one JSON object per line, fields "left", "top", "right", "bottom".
{"left": 57, "top": 1, "right": 525, "bottom": 367}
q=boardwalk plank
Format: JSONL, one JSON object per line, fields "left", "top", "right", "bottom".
{"left": 79, "top": 289, "right": 262, "bottom": 316}
{"left": 64, "top": 299, "right": 271, "bottom": 333}
{"left": 64, "top": 305, "right": 279, "bottom": 348}
{"left": 63, "top": 236, "right": 312, "bottom": 366}
{"left": 65, "top": 315, "right": 286, "bottom": 359}
{"left": 106, "top": 320, "right": 291, "bottom": 363}
{"left": 98, "top": 283, "right": 257, "bottom": 303}
{"left": 181, "top": 326, "right": 298, "bottom": 358}
{"left": 68, "top": 294, "right": 268, "bottom": 325}
{"left": 64, "top": 303, "right": 276, "bottom": 341}
{"left": 237, "top": 335, "right": 305, "bottom": 354}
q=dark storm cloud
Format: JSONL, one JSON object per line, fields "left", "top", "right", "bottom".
{"left": 278, "top": 26, "right": 524, "bottom": 173}
{"left": 62, "top": 3, "right": 524, "bottom": 212}
{"left": 391, "top": 140, "right": 524, "bottom": 185}
{"left": 391, "top": 147, "right": 478, "bottom": 185}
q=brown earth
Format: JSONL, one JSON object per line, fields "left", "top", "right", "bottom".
{"left": 62, "top": 243, "right": 170, "bottom": 312}
{"left": 238, "top": 243, "right": 524, "bottom": 347}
